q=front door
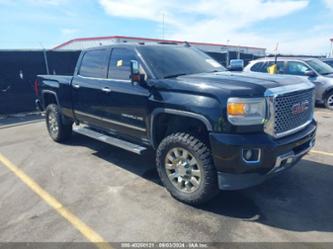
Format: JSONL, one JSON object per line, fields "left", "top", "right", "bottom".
{"left": 97, "top": 47, "right": 151, "bottom": 143}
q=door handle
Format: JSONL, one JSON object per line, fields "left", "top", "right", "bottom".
{"left": 73, "top": 83, "right": 80, "bottom": 89}
{"left": 102, "top": 87, "right": 112, "bottom": 93}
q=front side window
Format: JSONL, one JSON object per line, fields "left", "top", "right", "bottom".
{"left": 79, "top": 49, "right": 108, "bottom": 78}
{"left": 108, "top": 48, "right": 137, "bottom": 80}
{"left": 286, "top": 61, "right": 310, "bottom": 76}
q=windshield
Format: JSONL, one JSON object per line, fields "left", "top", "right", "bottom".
{"left": 137, "top": 46, "right": 226, "bottom": 79}
{"left": 323, "top": 60, "right": 333, "bottom": 68}
{"left": 306, "top": 59, "right": 333, "bottom": 75}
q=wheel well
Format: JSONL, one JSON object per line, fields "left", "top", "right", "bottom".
{"left": 152, "top": 113, "right": 210, "bottom": 148}
{"left": 43, "top": 92, "right": 58, "bottom": 108}
{"left": 324, "top": 88, "right": 333, "bottom": 100}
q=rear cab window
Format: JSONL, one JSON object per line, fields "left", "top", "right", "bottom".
{"left": 79, "top": 49, "right": 109, "bottom": 78}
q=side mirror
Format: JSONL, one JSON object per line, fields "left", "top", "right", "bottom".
{"left": 130, "top": 60, "right": 146, "bottom": 85}
{"left": 305, "top": 70, "right": 317, "bottom": 77}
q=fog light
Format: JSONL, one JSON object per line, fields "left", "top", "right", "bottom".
{"left": 242, "top": 148, "right": 261, "bottom": 164}
{"left": 245, "top": 150, "right": 253, "bottom": 160}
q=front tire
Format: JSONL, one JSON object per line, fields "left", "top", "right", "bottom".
{"left": 46, "top": 104, "right": 72, "bottom": 142}
{"left": 156, "top": 132, "right": 219, "bottom": 205}
{"left": 325, "top": 90, "right": 333, "bottom": 110}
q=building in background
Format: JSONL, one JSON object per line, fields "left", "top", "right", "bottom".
{"left": 330, "top": 38, "right": 333, "bottom": 58}
{"left": 54, "top": 35, "right": 266, "bottom": 66}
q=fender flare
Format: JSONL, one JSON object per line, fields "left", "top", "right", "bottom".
{"left": 150, "top": 108, "right": 213, "bottom": 148}
{"left": 41, "top": 90, "right": 59, "bottom": 109}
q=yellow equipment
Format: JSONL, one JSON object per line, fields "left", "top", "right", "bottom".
{"left": 267, "top": 64, "right": 278, "bottom": 74}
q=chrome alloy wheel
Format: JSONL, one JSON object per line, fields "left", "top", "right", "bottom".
{"left": 328, "top": 94, "right": 333, "bottom": 109}
{"left": 165, "top": 147, "right": 202, "bottom": 193}
{"left": 48, "top": 112, "right": 58, "bottom": 136}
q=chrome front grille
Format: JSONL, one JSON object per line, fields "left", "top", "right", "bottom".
{"left": 274, "top": 89, "right": 314, "bottom": 136}
{"left": 264, "top": 83, "right": 315, "bottom": 138}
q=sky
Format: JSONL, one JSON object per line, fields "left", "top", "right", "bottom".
{"left": 0, "top": 0, "right": 332, "bottom": 55}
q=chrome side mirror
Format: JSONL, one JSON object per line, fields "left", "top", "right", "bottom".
{"left": 130, "top": 60, "right": 146, "bottom": 85}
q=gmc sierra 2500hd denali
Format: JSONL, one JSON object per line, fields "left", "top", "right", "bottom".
{"left": 35, "top": 44, "right": 317, "bottom": 205}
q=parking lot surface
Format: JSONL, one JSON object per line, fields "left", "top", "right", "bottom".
{"left": 0, "top": 109, "right": 332, "bottom": 244}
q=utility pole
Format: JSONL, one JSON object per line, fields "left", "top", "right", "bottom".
{"left": 330, "top": 38, "right": 333, "bottom": 58}
{"left": 162, "top": 12, "right": 165, "bottom": 40}
{"left": 40, "top": 42, "right": 49, "bottom": 75}
{"left": 226, "top": 40, "right": 230, "bottom": 67}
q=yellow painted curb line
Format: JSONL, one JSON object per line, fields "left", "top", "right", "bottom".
{"left": 0, "top": 153, "right": 112, "bottom": 249}
{"left": 310, "top": 150, "right": 333, "bottom": 157}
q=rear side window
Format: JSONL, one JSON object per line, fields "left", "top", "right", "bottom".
{"left": 250, "top": 62, "right": 265, "bottom": 72}
{"left": 251, "top": 61, "right": 285, "bottom": 73}
{"left": 108, "top": 48, "right": 137, "bottom": 80}
{"left": 79, "top": 49, "right": 108, "bottom": 78}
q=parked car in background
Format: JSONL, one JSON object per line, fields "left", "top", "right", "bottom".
{"left": 244, "top": 57, "right": 333, "bottom": 110}
{"left": 321, "top": 58, "right": 333, "bottom": 68}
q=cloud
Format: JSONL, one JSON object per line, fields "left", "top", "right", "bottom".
{"left": 27, "top": 0, "right": 67, "bottom": 5}
{"left": 99, "top": 0, "right": 316, "bottom": 53}
{"left": 61, "top": 28, "right": 79, "bottom": 36}
{"left": 324, "top": 0, "right": 333, "bottom": 10}
{"left": 0, "top": 0, "right": 68, "bottom": 6}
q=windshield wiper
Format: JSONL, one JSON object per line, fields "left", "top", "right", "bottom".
{"left": 164, "top": 73, "right": 187, "bottom": 79}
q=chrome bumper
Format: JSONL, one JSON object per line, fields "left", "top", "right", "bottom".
{"left": 268, "top": 138, "right": 315, "bottom": 175}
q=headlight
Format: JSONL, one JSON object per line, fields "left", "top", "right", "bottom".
{"left": 227, "top": 98, "right": 266, "bottom": 125}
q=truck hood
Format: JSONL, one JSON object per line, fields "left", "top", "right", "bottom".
{"left": 153, "top": 71, "right": 310, "bottom": 98}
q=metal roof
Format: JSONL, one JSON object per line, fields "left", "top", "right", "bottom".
{"left": 54, "top": 35, "right": 266, "bottom": 51}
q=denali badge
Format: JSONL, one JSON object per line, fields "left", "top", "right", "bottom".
{"left": 291, "top": 100, "right": 310, "bottom": 115}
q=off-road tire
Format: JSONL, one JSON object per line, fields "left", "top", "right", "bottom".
{"left": 45, "top": 104, "right": 72, "bottom": 142}
{"left": 156, "top": 132, "right": 219, "bottom": 205}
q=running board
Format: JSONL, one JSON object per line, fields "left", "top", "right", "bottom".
{"left": 73, "top": 125, "right": 147, "bottom": 155}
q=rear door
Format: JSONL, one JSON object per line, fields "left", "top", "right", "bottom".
{"left": 72, "top": 48, "right": 111, "bottom": 126}
{"left": 98, "top": 47, "right": 151, "bottom": 143}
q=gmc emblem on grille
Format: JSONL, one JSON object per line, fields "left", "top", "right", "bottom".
{"left": 291, "top": 100, "right": 310, "bottom": 115}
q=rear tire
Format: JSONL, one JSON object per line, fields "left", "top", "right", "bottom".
{"left": 156, "top": 132, "right": 219, "bottom": 205}
{"left": 45, "top": 104, "right": 72, "bottom": 142}
{"left": 325, "top": 90, "right": 333, "bottom": 110}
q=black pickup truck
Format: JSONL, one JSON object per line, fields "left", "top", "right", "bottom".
{"left": 35, "top": 44, "right": 317, "bottom": 205}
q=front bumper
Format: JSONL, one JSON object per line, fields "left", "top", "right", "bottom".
{"left": 209, "top": 120, "right": 316, "bottom": 190}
